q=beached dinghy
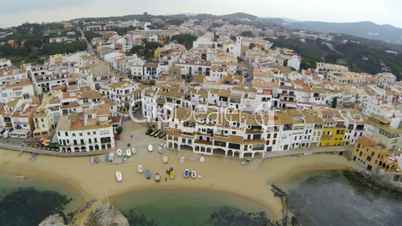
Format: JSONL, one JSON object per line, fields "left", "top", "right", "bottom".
{"left": 200, "top": 156, "right": 206, "bottom": 163}
{"left": 115, "top": 171, "right": 123, "bottom": 183}
{"left": 183, "top": 169, "right": 191, "bottom": 178}
{"left": 162, "top": 155, "right": 169, "bottom": 164}
{"left": 116, "top": 149, "right": 123, "bottom": 157}
{"left": 126, "top": 149, "right": 132, "bottom": 157}
{"left": 191, "top": 170, "right": 198, "bottom": 179}
{"left": 148, "top": 144, "right": 153, "bottom": 152}
{"left": 144, "top": 169, "right": 152, "bottom": 180}
{"left": 154, "top": 172, "right": 161, "bottom": 182}
{"left": 137, "top": 164, "right": 144, "bottom": 174}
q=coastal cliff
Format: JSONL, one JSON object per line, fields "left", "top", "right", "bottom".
{"left": 39, "top": 201, "right": 129, "bottom": 226}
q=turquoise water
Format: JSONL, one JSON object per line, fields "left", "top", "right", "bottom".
{"left": 112, "top": 188, "right": 269, "bottom": 226}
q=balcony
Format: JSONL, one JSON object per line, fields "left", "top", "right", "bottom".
{"left": 194, "top": 139, "right": 213, "bottom": 145}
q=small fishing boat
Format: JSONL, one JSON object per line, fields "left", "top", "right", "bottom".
{"left": 166, "top": 167, "right": 176, "bottom": 180}
{"left": 170, "top": 170, "right": 176, "bottom": 180}
{"left": 115, "top": 171, "right": 123, "bottom": 183}
{"left": 137, "top": 164, "right": 144, "bottom": 174}
{"left": 126, "top": 149, "right": 132, "bottom": 157}
{"left": 147, "top": 144, "right": 153, "bottom": 152}
{"left": 154, "top": 172, "right": 161, "bottom": 182}
{"left": 131, "top": 148, "right": 137, "bottom": 155}
{"left": 191, "top": 170, "right": 197, "bottom": 179}
{"left": 144, "top": 169, "right": 152, "bottom": 180}
{"left": 200, "top": 156, "right": 206, "bottom": 163}
{"left": 116, "top": 149, "right": 123, "bottom": 157}
{"left": 183, "top": 169, "right": 191, "bottom": 178}
{"left": 162, "top": 155, "right": 169, "bottom": 164}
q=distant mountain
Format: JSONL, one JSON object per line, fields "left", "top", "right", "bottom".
{"left": 285, "top": 21, "right": 402, "bottom": 45}
{"left": 220, "top": 12, "right": 258, "bottom": 21}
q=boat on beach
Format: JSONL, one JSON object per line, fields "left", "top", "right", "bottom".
{"left": 191, "top": 170, "right": 198, "bottom": 179}
{"left": 200, "top": 156, "right": 206, "bottom": 163}
{"left": 137, "top": 164, "right": 144, "bottom": 174}
{"left": 162, "top": 155, "right": 169, "bottom": 164}
{"left": 148, "top": 144, "right": 153, "bottom": 152}
{"left": 144, "top": 169, "right": 152, "bottom": 180}
{"left": 154, "top": 172, "right": 161, "bottom": 182}
{"left": 116, "top": 149, "right": 123, "bottom": 157}
{"left": 126, "top": 149, "right": 132, "bottom": 157}
{"left": 183, "top": 169, "right": 191, "bottom": 178}
{"left": 115, "top": 171, "right": 123, "bottom": 183}
{"left": 131, "top": 148, "right": 137, "bottom": 155}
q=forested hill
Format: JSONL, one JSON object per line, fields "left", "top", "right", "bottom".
{"left": 269, "top": 34, "right": 402, "bottom": 80}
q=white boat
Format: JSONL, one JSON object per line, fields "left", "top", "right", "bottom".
{"left": 115, "top": 171, "right": 123, "bottom": 183}
{"left": 191, "top": 170, "right": 197, "bottom": 179}
{"left": 131, "top": 148, "right": 137, "bottom": 155}
{"left": 162, "top": 155, "right": 169, "bottom": 164}
{"left": 126, "top": 149, "right": 132, "bottom": 157}
{"left": 116, "top": 149, "right": 123, "bottom": 156}
{"left": 137, "top": 164, "right": 144, "bottom": 174}
{"left": 154, "top": 172, "right": 161, "bottom": 182}
{"left": 148, "top": 144, "right": 153, "bottom": 152}
{"left": 200, "top": 156, "right": 206, "bottom": 163}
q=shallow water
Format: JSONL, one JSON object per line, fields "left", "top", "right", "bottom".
{"left": 112, "top": 188, "right": 268, "bottom": 226}
{"left": 286, "top": 171, "right": 402, "bottom": 226}
{"left": 0, "top": 173, "right": 84, "bottom": 212}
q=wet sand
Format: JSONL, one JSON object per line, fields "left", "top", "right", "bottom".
{"left": 0, "top": 147, "right": 353, "bottom": 220}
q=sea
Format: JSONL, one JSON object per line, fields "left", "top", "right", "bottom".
{"left": 1, "top": 171, "right": 402, "bottom": 226}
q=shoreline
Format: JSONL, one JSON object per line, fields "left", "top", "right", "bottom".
{"left": 0, "top": 148, "right": 353, "bottom": 220}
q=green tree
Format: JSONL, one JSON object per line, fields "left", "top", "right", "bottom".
{"left": 171, "top": 34, "right": 197, "bottom": 50}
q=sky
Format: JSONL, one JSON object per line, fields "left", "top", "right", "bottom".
{"left": 1, "top": 0, "right": 402, "bottom": 28}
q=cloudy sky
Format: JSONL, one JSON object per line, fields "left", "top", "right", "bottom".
{"left": 1, "top": 0, "right": 402, "bottom": 28}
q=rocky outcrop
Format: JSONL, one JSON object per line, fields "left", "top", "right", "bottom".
{"left": 39, "top": 201, "right": 129, "bottom": 226}
{"left": 79, "top": 201, "right": 129, "bottom": 226}
{"left": 39, "top": 214, "right": 67, "bottom": 226}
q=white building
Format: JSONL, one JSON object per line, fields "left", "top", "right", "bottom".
{"left": 56, "top": 111, "right": 115, "bottom": 153}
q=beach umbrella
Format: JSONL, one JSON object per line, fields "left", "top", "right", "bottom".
{"left": 162, "top": 155, "right": 169, "bottom": 164}
{"left": 200, "top": 156, "right": 206, "bottom": 163}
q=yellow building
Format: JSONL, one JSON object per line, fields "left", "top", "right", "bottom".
{"left": 319, "top": 108, "right": 346, "bottom": 147}
{"left": 352, "top": 136, "right": 400, "bottom": 172}
{"left": 320, "top": 127, "right": 346, "bottom": 146}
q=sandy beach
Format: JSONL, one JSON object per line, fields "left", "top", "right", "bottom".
{"left": 0, "top": 124, "right": 354, "bottom": 220}
{"left": 0, "top": 150, "right": 353, "bottom": 219}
